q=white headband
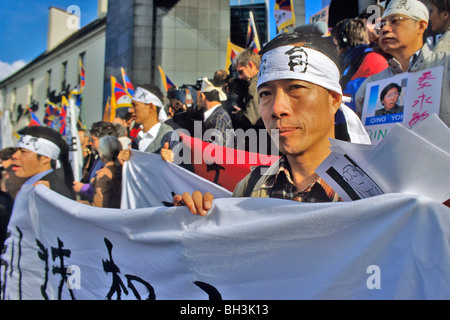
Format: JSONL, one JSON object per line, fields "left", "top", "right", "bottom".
{"left": 16, "top": 135, "right": 61, "bottom": 160}
{"left": 383, "top": 0, "right": 429, "bottom": 22}
{"left": 132, "top": 86, "right": 164, "bottom": 108}
{"left": 257, "top": 45, "right": 343, "bottom": 96}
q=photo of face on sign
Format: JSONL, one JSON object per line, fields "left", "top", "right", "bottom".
{"left": 363, "top": 76, "right": 408, "bottom": 123}
{"left": 375, "top": 82, "right": 405, "bottom": 116}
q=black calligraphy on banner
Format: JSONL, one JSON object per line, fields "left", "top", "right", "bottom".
{"left": 102, "top": 238, "right": 156, "bottom": 300}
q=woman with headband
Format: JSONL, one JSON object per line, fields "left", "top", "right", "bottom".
{"left": 173, "top": 32, "right": 370, "bottom": 216}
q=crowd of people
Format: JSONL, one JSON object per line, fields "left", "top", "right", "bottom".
{"left": 0, "top": 0, "right": 449, "bottom": 247}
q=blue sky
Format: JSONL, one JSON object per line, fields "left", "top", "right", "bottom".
{"left": 0, "top": 0, "right": 98, "bottom": 80}
{"left": 0, "top": 0, "right": 324, "bottom": 80}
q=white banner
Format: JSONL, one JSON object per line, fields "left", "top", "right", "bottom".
{"left": 120, "top": 149, "right": 232, "bottom": 209}
{"left": 1, "top": 184, "right": 449, "bottom": 300}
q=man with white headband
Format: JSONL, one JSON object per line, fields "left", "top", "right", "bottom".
{"left": 118, "top": 84, "right": 179, "bottom": 164}
{"left": 173, "top": 32, "right": 370, "bottom": 216}
{"left": 12, "top": 126, "right": 74, "bottom": 199}
{"left": 355, "top": 0, "right": 450, "bottom": 127}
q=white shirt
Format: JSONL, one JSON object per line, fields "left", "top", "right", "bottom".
{"left": 203, "top": 104, "right": 221, "bottom": 121}
{"left": 137, "top": 122, "right": 161, "bottom": 152}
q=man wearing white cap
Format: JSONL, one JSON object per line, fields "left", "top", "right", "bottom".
{"left": 12, "top": 126, "right": 74, "bottom": 199}
{"left": 355, "top": 0, "right": 450, "bottom": 126}
{"left": 197, "top": 77, "right": 234, "bottom": 147}
{"left": 173, "top": 32, "right": 371, "bottom": 216}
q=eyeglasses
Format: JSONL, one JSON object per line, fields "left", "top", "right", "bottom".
{"left": 375, "top": 16, "right": 417, "bottom": 34}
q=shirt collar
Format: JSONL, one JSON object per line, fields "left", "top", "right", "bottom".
{"left": 260, "top": 155, "right": 336, "bottom": 194}
{"left": 138, "top": 122, "right": 161, "bottom": 139}
{"left": 203, "top": 104, "right": 221, "bottom": 121}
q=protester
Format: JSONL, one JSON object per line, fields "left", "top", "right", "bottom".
{"left": 375, "top": 83, "right": 404, "bottom": 115}
{"left": 118, "top": 84, "right": 180, "bottom": 165}
{"left": 73, "top": 121, "right": 118, "bottom": 201}
{"left": 167, "top": 86, "right": 201, "bottom": 135}
{"left": 12, "top": 126, "right": 75, "bottom": 200}
{"left": 78, "top": 135, "right": 123, "bottom": 208}
{"left": 78, "top": 128, "right": 95, "bottom": 183}
{"left": 113, "top": 122, "right": 132, "bottom": 150}
{"left": 173, "top": 32, "right": 370, "bottom": 215}
{"left": 355, "top": 0, "right": 450, "bottom": 126}
{"left": 358, "top": 4, "right": 387, "bottom": 57}
{"left": 331, "top": 17, "right": 388, "bottom": 140}
{"left": 428, "top": 0, "right": 450, "bottom": 52}
{"left": 0, "top": 147, "right": 27, "bottom": 200}
{"left": 197, "top": 77, "right": 234, "bottom": 147}
{"left": 232, "top": 49, "right": 263, "bottom": 131}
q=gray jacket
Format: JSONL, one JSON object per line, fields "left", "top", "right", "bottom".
{"left": 355, "top": 44, "right": 450, "bottom": 127}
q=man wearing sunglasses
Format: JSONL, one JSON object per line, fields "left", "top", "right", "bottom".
{"left": 355, "top": 0, "right": 450, "bottom": 127}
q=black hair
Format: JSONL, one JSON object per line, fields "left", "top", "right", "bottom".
{"left": 380, "top": 83, "right": 401, "bottom": 102}
{"left": 0, "top": 147, "right": 16, "bottom": 161}
{"left": 90, "top": 121, "right": 119, "bottom": 138}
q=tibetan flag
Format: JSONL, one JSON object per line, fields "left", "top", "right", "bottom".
{"left": 103, "top": 96, "right": 112, "bottom": 122}
{"left": 43, "top": 100, "right": 61, "bottom": 127}
{"left": 121, "top": 68, "right": 134, "bottom": 97}
{"left": 225, "top": 39, "right": 245, "bottom": 73}
{"left": 274, "top": 0, "right": 296, "bottom": 32}
{"left": 158, "top": 65, "right": 175, "bottom": 92}
{"left": 79, "top": 58, "right": 85, "bottom": 89}
{"left": 246, "top": 11, "right": 261, "bottom": 54}
{"left": 28, "top": 110, "right": 42, "bottom": 127}
{"left": 110, "top": 75, "right": 132, "bottom": 121}
{"left": 60, "top": 96, "right": 69, "bottom": 136}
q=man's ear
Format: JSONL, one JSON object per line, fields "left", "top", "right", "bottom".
{"left": 329, "top": 90, "right": 342, "bottom": 114}
{"left": 418, "top": 20, "right": 428, "bottom": 34}
{"left": 39, "top": 155, "right": 52, "bottom": 166}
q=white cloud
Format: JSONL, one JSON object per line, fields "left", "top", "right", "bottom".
{"left": 0, "top": 60, "right": 27, "bottom": 82}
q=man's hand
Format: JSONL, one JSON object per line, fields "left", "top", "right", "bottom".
{"left": 72, "top": 181, "right": 85, "bottom": 193}
{"left": 118, "top": 148, "right": 131, "bottom": 165}
{"left": 160, "top": 142, "right": 174, "bottom": 162}
{"left": 173, "top": 191, "right": 214, "bottom": 216}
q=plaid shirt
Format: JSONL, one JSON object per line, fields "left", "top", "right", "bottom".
{"left": 262, "top": 156, "right": 342, "bottom": 203}
{"left": 203, "top": 105, "right": 234, "bottom": 147}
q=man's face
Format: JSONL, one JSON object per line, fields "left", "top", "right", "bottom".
{"left": 378, "top": 14, "right": 423, "bottom": 55}
{"left": 131, "top": 100, "right": 151, "bottom": 124}
{"left": 382, "top": 87, "right": 400, "bottom": 110}
{"left": 236, "top": 62, "right": 258, "bottom": 82}
{"left": 12, "top": 148, "right": 50, "bottom": 178}
{"left": 258, "top": 79, "right": 339, "bottom": 157}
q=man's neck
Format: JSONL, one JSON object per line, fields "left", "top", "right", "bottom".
{"left": 285, "top": 141, "right": 332, "bottom": 191}
{"left": 142, "top": 118, "right": 159, "bottom": 132}
{"left": 391, "top": 42, "right": 423, "bottom": 71}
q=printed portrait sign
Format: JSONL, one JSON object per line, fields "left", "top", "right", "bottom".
{"left": 361, "top": 66, "right": 443, "bottom": 144}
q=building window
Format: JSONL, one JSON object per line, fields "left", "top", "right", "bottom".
{"left": 61, "top": 61, "right": 67, "bottom": 91}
